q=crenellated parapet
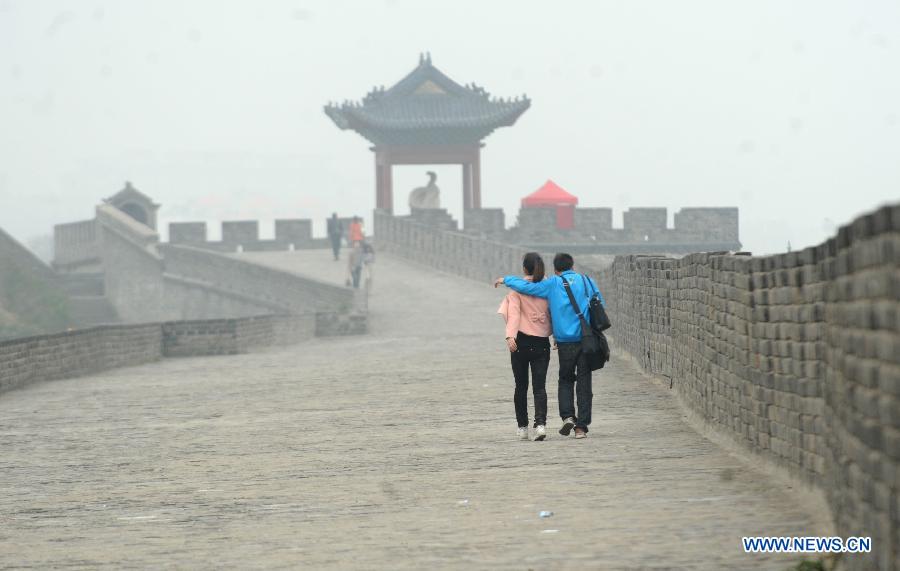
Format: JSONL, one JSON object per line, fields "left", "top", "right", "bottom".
{"left": 168, "top": 218, "right": 322, "bottom": 251}
{"left": 464, "top": 205, "right": 741, "bottom": 254}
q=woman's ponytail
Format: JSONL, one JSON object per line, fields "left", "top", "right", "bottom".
{"left": 523, "top": 252, "right": 545, "bottom": 282}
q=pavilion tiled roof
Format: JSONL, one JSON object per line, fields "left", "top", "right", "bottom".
{"left": 324, "top": 54, "right": 530, "bottom": 146}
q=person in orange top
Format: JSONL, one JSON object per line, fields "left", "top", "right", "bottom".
{"left": 497, "top": 252, "right": 552, "bottom": 441}
{"left": 348, "top": 216, "right": 364, "bottom": 245}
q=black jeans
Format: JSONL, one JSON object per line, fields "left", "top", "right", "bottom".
{"left": 510, "top": 332, "right": 550, "bottom": 427}
{"left": 557, "top": 341, "right": 593, "bottom": 432}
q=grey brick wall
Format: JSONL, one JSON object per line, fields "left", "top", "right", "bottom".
{"left": 161, "top": 314, "right": 317, "bottom": 357}
{"left": 0, "top": 324, "right": 162, "bottom": 393}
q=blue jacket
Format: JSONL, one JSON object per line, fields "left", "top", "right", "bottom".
{"left": 503, "top": 270, "right": 605, "bottom": 343}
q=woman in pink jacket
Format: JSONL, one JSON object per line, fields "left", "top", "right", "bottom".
{"left": 498, "top": 252, "right": 552, "bottom": 441}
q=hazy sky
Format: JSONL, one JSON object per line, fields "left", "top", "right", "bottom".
{"left": 1, "top": 0, "right": 898, "bottom": 254}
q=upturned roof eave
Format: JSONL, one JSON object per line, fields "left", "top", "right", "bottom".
{"left": 331, "top": 100, "right": 530, "bottom": 132}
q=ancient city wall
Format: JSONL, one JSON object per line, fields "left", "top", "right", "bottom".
{"left": 376, "top": 204, "right": 899, "bottom": 570}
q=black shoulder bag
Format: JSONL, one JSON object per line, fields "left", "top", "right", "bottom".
{"left": 581, "top": 275, "right": 612, "bottom": 332}
{"left": 561, "top": 275, "right": 610, "bottom": 370}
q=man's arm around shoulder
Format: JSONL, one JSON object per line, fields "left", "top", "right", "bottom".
{"left": 503, "top": 275, "right": 554, "bottom": 298}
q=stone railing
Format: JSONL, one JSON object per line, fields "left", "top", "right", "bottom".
{"left": 374, "top": 210, "right": 527, "bottom": 282}
{"left": 376, "top": 204, "right": 898, "bottom": 570}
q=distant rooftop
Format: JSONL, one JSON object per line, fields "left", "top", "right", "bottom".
{"left": 324, "top": 53, "right": 530, "bottom": 146}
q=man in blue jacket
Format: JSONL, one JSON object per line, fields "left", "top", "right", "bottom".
{"left": 495, "top": 253, "right": 604, "bottom": 439}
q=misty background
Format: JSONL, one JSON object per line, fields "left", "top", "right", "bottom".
{"left": 1, "top": 0, "right": 897, "bottom": 256}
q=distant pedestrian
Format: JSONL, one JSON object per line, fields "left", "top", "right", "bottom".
{"left": 496, "top": 253, "right": 605, "bottom": 439}
{"left": 327, "top": 213, "right": 343, "bottom": 261}
{"left": 348, "top": 216, "right": 364, "bottom": 246}
{"left": 346, "top": 242, "right": 364, "bottom": 289}
{"left": 497, "top": 252, "right": 551, "bottom": 441}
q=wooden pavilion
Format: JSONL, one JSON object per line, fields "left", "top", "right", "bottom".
{"left": 324, "top": 54, "right": 530, "bottom": 213}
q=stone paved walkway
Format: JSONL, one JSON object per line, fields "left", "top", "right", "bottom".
{"left": 0, "top": 253, "right": 828, "bottom": 569}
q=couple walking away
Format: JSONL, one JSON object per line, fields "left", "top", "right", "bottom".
{"left": 496, "top": 252, "right": 606, "bottom": 441}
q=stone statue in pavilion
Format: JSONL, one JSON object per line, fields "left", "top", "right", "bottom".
{"left": 408, "top": 171, "right": 441, "bottom": 210}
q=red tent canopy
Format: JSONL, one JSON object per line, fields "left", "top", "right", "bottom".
{"left": 521, "top": 180, "right": 578, "bottom": 207}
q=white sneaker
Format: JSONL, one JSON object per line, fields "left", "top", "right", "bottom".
{"left": 517, "top": 427, "right": 529, "bottom": 440}
{"left": 559, "top": 417, "right": 576, "bottom": 436}
{"left": 533, "top": 425, "right": 547, "bottom": 441}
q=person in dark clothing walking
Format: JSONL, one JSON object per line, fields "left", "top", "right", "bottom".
{"left": 327, "top": 213, "right": 343, "bottom": 261}
{"left": 496, "top": 253, "right": 604, "bottom": 440}
{"left": 497, "top": 253, "right": 552, "bottom": 441}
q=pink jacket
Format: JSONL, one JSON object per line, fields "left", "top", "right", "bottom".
{"left": 497, "top": 278, "right": 552, "bottom": 339}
